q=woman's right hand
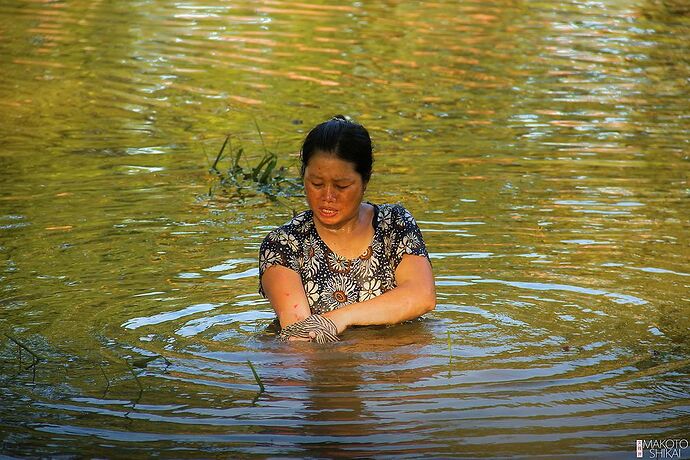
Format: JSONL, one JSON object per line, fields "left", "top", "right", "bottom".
{"left": 278, "top": 315, "right": 340, "bottom": 343}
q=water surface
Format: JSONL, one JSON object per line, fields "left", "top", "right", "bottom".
{"left": 1, "top": 0, "right": 688, "bottom": 457}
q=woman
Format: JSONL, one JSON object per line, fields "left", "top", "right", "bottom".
{"left": 259, "top": 116, "right": 435, "bottom": 342}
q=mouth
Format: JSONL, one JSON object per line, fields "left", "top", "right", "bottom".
{"left": 319, "top": 207, "right": 338, "bottom": 218}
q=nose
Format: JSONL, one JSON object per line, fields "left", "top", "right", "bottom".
{"left": 324, "top": 185, "right": 337, "bottom": 202}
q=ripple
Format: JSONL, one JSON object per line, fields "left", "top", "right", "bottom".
{"left": 176, "top": 310, "right": 274, "bottom": 337}
{"left": 123, "top": 303, "right": 223, "bottom": 330}
{"left": 438, "top": 275, "right": 647, "bottom": 305}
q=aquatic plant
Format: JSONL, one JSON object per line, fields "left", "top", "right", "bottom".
{"left": 207, "top": 127, "right": 302, "bottom": 202}
{"left": 5, "top": 333, "right": 44, "bottom": 382}
{"left": 247, "top": 359, "right": 265, "bottom": 392}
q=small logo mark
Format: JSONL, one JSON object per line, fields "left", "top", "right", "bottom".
{"left": 637, "top": 440, "right": 644, "bottom": 458}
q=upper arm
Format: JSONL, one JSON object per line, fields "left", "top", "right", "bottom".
{"left": 391, "top": 205, "right": 429, "bottom": 266}
{"left": 259, "top": 226, "right": 311, "bottom": 328}
{"left": 395, "top": 254, "right": 436, "bottom": 311}
{"left": 390, "top": 205, "right": 434, "bottom": 309}
{"left": 261, "top": 265, "right": 312, "bottom": 328}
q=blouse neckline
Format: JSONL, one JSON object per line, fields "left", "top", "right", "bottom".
{"left": 311, "top": 202, "right": 379, "bottom": 262}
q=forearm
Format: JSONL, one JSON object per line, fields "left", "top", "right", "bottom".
{"left": 261, "top": 266, "right": 311, "bottom": 329}
{"left": 324, "top": 281, "right": 435, "bottom": 332}
{"left": 272, "top": 300, "right": 311, "bottom": 329}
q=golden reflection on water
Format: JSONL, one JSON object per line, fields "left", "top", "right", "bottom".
{"left": 0, "top": 0, "right": 689, "bottom": 457}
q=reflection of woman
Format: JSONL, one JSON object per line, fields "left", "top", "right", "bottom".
{"left": 259, "top": 116, "right": 435, "bottom": 342}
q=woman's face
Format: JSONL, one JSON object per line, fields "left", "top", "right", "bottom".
{"left": 303, "top": 151, "right": 367, "bottom": 229}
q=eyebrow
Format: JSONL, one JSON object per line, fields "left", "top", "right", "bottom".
{"left": 306, "top": 174, "right": 355, "bottom": 183}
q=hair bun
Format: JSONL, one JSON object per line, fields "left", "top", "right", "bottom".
{"left": 331, "top": 114, "right": 348, "bottom": 122}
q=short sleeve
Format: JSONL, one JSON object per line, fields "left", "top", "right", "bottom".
{"left": 258, "top": 227, "right": 301, "bottom": 297}
{"left": 390, "top": 205, "right": 429, "bottom": 269}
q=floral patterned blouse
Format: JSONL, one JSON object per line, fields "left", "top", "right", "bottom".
{"left": 258, "top": 203, "right": 429, "bottom": 314}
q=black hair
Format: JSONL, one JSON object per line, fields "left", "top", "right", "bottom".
{"left": 300, "top": 115, "right": 373, "bottom": 183}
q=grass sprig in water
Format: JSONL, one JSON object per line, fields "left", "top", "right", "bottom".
{"left": 207, "top": 131, "right": 302, "bottom": 202}
{"left": 247, "top": 359, "right": 265, "bottom": 393}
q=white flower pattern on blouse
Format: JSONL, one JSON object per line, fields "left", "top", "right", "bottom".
{"left": 302, "top": 234, "right": 323, "bottom": 279}
{"left": 259, "top": 249, "right": 283, "bottom": 273}
{"left": 358, "top": 278, "right": 382, "bottom": 302}
{"left": 304, "top": 280, "right": 320, "bottom": 305}
{"left": 355, "top": 242, "right": 379, "bottom": 281}
{"left": 258, "top": 203, "right": 429, "bottom": 315}
{"left": 322, "top": 274, "right": 358, "bottom": 311}
{"left": 278, "top": 231, "right": 300, "bottom": 253}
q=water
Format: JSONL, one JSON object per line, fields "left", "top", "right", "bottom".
{"left": 1, "top": 0, "right": 688, "bottom": 457}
